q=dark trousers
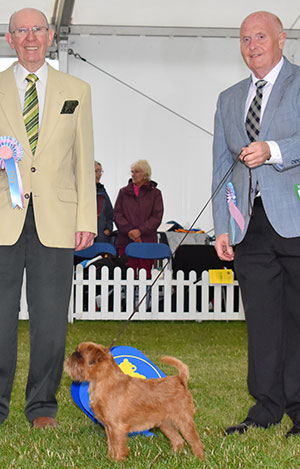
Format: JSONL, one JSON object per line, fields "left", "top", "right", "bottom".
{"left": 234, "top": 197, "right": 300, "bottom": 425}
{"left": 0, "top": 201, "right": 73, "bottom": 423}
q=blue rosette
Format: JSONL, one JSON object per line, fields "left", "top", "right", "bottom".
{"left": 0, "top": 136, "right": 24, "bottom": 209}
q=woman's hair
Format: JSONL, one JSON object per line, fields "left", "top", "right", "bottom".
{"left": 131, "top": 160, "right": 152, "bottom": 181}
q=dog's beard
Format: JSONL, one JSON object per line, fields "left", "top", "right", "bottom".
{"left": 64, "top": 354, "right": 88, "bottom": 382}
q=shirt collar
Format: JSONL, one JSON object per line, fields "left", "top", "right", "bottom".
{"left": 251, "top": 57, "right": 284, "bottom": 86}
{"left": 15, "top": 61, "right": 48, "bottom": 85}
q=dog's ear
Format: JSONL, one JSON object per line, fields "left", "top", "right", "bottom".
{"left": 88, "top": 346, "right": 109, "bottom": 366}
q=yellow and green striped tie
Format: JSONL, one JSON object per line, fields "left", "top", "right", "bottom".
{"left": 23, "top": 73, "right": 39, "bottom": 154}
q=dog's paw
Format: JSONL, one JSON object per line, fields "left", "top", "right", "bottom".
{"left": 108, "top": 447, "right": 129, "bottom": 462}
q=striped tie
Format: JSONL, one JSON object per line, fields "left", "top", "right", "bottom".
{"left": 23, "top": 73, "right": 39, "bottom": 154}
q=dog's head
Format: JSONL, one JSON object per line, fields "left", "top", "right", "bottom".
{"left": 64, "top": 342, "right": 112, "bottom": 382}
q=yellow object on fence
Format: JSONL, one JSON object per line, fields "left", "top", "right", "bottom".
{"left": 209, "top": 269, "right": 233, "bottom": 284}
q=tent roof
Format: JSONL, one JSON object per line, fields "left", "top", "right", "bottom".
{"left": 0, "top": 1, "right": 299, "bottom": 30}
{"left": 71, "top": 0, "right": 300, "bottom": 29}
{"left": 0, "top": 1, "right": 299, "bottom": 57}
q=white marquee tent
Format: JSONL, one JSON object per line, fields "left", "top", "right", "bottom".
{"left": 1, "top": 1, "right": 300, "bottom": 233}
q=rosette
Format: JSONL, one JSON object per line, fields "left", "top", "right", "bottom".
{"left": 0, "top": 136, "right": 24, "bottom": 209}
{"left": 226, "top": 182, "right": 245, "bottom": 244}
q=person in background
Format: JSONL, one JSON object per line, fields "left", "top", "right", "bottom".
{"left": 114, "top": 159, "right": 163, "bottom": 277}
{"left": 94, "top": 161, "right": 114, "bottom": 244}
{"left": 0, "top": 7, "right": 96, "bottom": 428}
{"left": 212, "top": 10, "right": 300, "bottom": 438}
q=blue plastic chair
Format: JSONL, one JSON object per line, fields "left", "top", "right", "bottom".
{"left": 74, "top": 242, "right": 117, "bottom": 259}
{"left": 125, "top": 243, "right": 172, "bottom": 277}
{"left": 125, "top": 242, "right": 171, "bottom": 260}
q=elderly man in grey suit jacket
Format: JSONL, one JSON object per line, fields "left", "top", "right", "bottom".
{"left": 212, "top": 11, "right": 300, "bottom": 438}
{"left": 0, "top": 8, "right": 97, "bottom": 428}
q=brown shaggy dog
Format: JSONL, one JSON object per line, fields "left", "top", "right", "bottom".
{"left": 64, "top": 342, "right": 204, "bottom": 462}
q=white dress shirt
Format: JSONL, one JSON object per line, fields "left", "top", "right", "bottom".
{"left": 244, "top": 57, "right": 284, "bottom": 165}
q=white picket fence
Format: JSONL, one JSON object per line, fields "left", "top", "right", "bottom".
{"left": 19, "top": 266, "right": 244, "bottom": 321}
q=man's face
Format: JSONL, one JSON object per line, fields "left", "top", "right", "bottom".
{"left": 95, "top": 164, "right": 102, "bottom": 184}
{"left": 240, "top": 13, "right": 286, "bottom": 78}
{"left": 5, "top": 9, "right": 54, "bottom": 72}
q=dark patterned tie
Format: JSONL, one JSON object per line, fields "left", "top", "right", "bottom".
{"left": 245, "top": 80, "right": 267, "bottom": 215}
{"left": 23, "top": 73, "right": 39, "bottom": 155}
{"left": 245, "top": 79, "right": 267, "bottom": 142}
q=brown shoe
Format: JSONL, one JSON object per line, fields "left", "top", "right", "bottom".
{"left": 32, "top": 417, "right": 57, "bottom": 429}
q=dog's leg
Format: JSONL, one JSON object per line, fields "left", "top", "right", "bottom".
{"left": 160, "top": 421, "right": 185, "bottom": 452}
{"left": 104, "top": 425, "right": 114, "bottom": 459}
{"left": 177, "top": 419, "right": 204, "bottom": 460}
{"left": 106, "top": 424, "right": 129, "bottom": 462}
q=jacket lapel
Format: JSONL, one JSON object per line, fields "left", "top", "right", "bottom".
{"left": 0, "top": 63, "right": 32, "bottom": 156}
{"left": 33, "top": 64, "right": 64, "bottom": 159}
{"left": 260, "top": 58, "right": 293, "bottom": 138}
{"left": 235, "top": 77, "right": 252, "bottom": 143}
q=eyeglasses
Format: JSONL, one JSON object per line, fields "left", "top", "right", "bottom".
{"left": 11, "top": 26, "right": 49, "bottom": 37}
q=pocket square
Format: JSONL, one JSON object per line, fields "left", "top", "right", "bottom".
{"left": 60, "top": 100, "right": 79, "bottom": 114}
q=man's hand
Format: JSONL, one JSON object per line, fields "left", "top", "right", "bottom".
{"left": 214, "top": 233, "right": 234, "bottom": 261}
{"left": 75, "top": 231, "right": 95, "bottom": 251}
{"left": 240, "top": 141, "right": 271, "bottom": 168}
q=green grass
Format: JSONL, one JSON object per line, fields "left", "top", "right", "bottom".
{"left": 1, "top": 321, "right": 300, "bottom": 468}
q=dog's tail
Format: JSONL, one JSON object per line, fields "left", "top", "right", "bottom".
{"left": 160, "top": 356, "right": 189, "bottom": 385}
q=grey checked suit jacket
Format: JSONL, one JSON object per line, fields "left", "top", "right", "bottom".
{"left": 212, "top": 57, "right": 300, "bottom": 245}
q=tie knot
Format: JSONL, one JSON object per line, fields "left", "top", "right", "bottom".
{"left": 255, "top": 79, "right": 267, "bottom": 90}
{"left": 26, "top": 73, "right": 38, "bottom": 84}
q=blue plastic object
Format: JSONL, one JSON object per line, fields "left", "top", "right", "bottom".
{"left": 125, "top": 242, "right": 171, "bottom": 260}
{"left": 74, "top": 242, "right": 117, "bottom": 259}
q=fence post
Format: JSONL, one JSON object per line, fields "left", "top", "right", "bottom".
{"left": 87, "top": 265, "right": 96, "bottom": 315}
{"left": 201, "top": 270, "right": 210, "bottom": 316}
{"left": 148, "top": 269, "right": 164, "bottom": 319}
{"left": 97, "top": 266, "right": 109, "bottom": 316}
{"left": 188, "top": 270, "right": 198, "bottom": 318}
{"left": 136, "top": 268, "right": 147, "bottom": 318}
{"left": 74, "top": 264, "right": 84, "bottom": 318}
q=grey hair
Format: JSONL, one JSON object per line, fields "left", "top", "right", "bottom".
{"left": 131, "top": 160, "right": 152, "bottom": 180}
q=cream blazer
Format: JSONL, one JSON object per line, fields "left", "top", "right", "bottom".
{"left": 0, "top": 63, "right": 97, "bottom": 248}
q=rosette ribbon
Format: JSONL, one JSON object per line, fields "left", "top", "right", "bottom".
{"left": 226, "top": 182, "right": 245, "bottom": 245}
{"left": 0, "top": 137, "right": 24, "bottom": 209}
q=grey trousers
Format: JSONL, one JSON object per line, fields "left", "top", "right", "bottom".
{"left": 0, "top": 200, "right": 73, "bottom": 423}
